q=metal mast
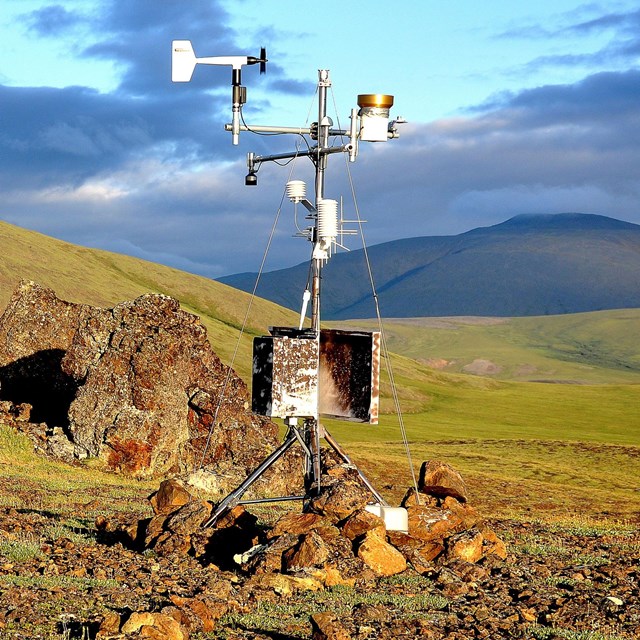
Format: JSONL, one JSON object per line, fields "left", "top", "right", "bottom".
{"left": 172, "top": 41, "right": 405, "bottom": 527}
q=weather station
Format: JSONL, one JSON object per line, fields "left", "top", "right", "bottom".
{"left": 172, "top": 40, "right": 414, "bottom": 532}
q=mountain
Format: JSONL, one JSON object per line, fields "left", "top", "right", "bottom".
{"left": 219, "top": 213, "right": 640, "bottom": 318}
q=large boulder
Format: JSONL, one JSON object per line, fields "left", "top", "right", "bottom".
{"left": 0, "top": 281, "right": 300, "bottom": 494}
{"left": 61, "top": 292, "right": 297, "bottom": 488}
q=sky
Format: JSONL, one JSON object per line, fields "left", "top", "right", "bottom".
{"left": 1, "top": 0, "right": 639, "bottom": 278}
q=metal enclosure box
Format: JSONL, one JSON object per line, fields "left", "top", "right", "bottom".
{"left": 252, "top": 327, "right": 380, "bottom": 424}
{"left": 252, "top": 330, "right": 319, "bottom": 418}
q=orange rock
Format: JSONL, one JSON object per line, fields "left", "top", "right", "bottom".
{"left": 341, "top": 509, "right": 386, "bottom": 541}
{"left": 357, "top": 530, "right": 407, "bottom": 577}
{"left": 283, "top": 530, "right": 329, "bottom": 571}
{"left": 311, "top": 611, "right": 352, "bottom": 640}
{"left": 446, "top": 529, "right": 484, "bottom": 563}
{"left": 400, "top": 487, "right": 439, "bottom": 508}
{"left": 149, "top": 479, "right": 192, "bottom": 515}
{"left": 481, "top": 527, "right": 508, "bottom": 559}
{"left": 267, "top": 512, "right": 325, "bottom": 539}
{"left": 419, "top": 460, "right": 468, "bottom": 502}
{"left": 170, "top": 594, "right": 227, "bottom": 632}
{"left": 164, "top": 500, "right": 212, "bottom": 535}
{"left": 406, "top": 505, "right": 465, "bottom": 543}
{"left": 144, "top": 514, "right": 167, "bottom": 547}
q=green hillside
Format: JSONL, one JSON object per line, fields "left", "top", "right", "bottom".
{"left": 0, "top": 220, "right": 298, "bottom": 380}
{"left": 337, "top": 309, "right": 640, "bottom": 384}
{"left": 1, "top": 220, "right": 639, "bottom": 521}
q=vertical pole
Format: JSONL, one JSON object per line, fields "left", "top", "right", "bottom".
{"left": 306, "top": 70, "right": 332, "bottom": 500}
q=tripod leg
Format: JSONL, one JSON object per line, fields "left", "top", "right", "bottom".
{"left": 202, "top": 427, "right": 300, "bottom": 528}
{"left": 303, "top": 418, "right": 322, "bottom": 498}
{"left": 322, "top": 427, "right": 388, "bottom": 506}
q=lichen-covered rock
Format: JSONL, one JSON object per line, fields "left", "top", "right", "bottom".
{"left": 150, "top": 479, "right": 192, "bottom": 516}
{"left": 0, "top": 281, "right": 301, "bottom": 493}
{"left": 357, "top": 530, "right": 407, "bottom": 577}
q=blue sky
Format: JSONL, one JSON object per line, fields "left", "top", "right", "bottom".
{"left": 1, "top": 1, "right": 639, "bottom": 277}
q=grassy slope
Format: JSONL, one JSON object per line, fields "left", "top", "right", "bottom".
{"left": 337, "top": 310, "right": 640, "bottom": 383}
{"left": 1, "top": 220, "right": 639, "bottom": 522}
{"left": 0, "top": 221, "right": 298, "bottom": 379}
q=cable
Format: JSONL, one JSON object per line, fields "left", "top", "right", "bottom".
{"left": 340, "top": 151, "right": 422, "bottom": 504}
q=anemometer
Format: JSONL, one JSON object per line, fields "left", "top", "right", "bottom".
{"left": 172, "top": 40, "right": 410, "bottom": 531}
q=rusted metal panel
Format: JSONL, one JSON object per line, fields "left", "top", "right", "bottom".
{"left": 319, "top": 329, "right": 380, "bottom": 424}
{"left": 252, "top": 331, "right": 318, "bottom": 418}
{"left": 252, "top": 327, "right": 380, "bottom": 423}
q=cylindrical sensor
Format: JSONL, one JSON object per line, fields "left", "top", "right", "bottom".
{"left": 357, "top": 94, "right": 394, "bottom": 142}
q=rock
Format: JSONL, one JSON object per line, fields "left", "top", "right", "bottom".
{"left": 267, "top": 512, "right": 326, "bottom": 539}
{"left": 341, "top": 508, "right": 386, "bottom": 541}
{"left": 169, "top": 594, "right": 228, "bottom": 633}
{"left": 400, "top": 487, "right": 439, "bottom": 508}
{"left": 150, "top": 479, "right": 192, "bottom": 516}
{"left": 308, "top": 475, "right": 371, "bottom": 522}
{"left": 387, "top": 531, "right": 444, "bottom": 570}
{"left": 165, "top": 500, "right": 212, "bottom": 536}
{"left": 357, "top": 530, "right": 407, "bottom": 577}
{"left": 0, "top": 281, "right": 86, "bottom": 426}
{"left": 481, "top": 527, "right": 508, "bottom": 559}
{"left": 96, "top": 611, "right": 121, "bottom": 637}
{"left": 0, "top": 282, "right": 302, "bottom": 493}
{"left": 248, "top": 573, "right": 324, "bottom": 596}
{"left": 419, "top": 460, "right": 468, "bottom": 502}
{"left": 406, "top": 504, "right": 466, "bottom": 543}
{"left": 311, "top": 611, "right": 352, "bottom": 640}
{"left": 308, "top": 565, "right": 356, "bottom": 588}
{"left": 283, "top": 530, "right": 329, "bottom": 572}
{"left": 446, "top": 529, "right": 484, "bottom": 564}
{"left": 144, "top": 514, "right": 168, "bottom": 548}
{"left": 153, "top": 532, "right": 193, "bottom": 558}
{"left": 64, "top": 292, "right": 300, "bottom": 489}
{"left": 121, "top": 612, "right": 156, "bottom": 633}
{"left": 121, "top": 612, "right": 187, "bottom": 640}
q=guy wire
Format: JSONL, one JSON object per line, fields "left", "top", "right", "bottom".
{"left": 337, "top": 131, "right": 422, "bottom": 504}
{"left": 197, "top": 158, "right": 302, "bottom": 471}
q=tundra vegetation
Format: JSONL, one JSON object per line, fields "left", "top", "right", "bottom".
{"left": 0, "top": 221, "right": 638, "bottom": 638}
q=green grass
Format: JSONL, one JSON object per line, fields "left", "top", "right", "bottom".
{"left": 338, "top": 310, "right": 640, "bottom": 383}
{"left": 527, "top": 627, "right": 629, "bottom": 640}
{"left": 1, "top": 221, "right": 640, "bottom": 523}
{"left": 0, "top": 424, "right": 156, "bottom": 519}
{"left": 220, "top": 583, "right": 449, "bottom": 638}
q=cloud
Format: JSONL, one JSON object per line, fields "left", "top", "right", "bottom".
{"left": 338, "top": 67, "right": 640, "bottom": 243}
{"left": 498, "top": 7, "right": 640, "bottom": 71}
{"left": 1, "top": 0, "right": 640, "bottom": 280}
{"left": 21, "top": 4, "right": 84, "bottom": 36}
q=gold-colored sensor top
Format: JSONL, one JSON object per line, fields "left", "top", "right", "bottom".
{"left": 357, "top": 94, "right": 394, "bottom": 109}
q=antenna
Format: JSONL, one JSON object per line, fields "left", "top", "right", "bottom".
{"left": 172, "top": 40, "right": 268, "bottom": 144}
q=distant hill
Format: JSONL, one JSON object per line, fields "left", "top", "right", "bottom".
{"left": 0, "top": 220, "right": 298, "bottom": 380}
{"left": 219, "top": 213, "right": 640, "bottom": 318}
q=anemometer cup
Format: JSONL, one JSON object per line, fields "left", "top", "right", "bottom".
{"left": 357, "top": 94, "right": 394, "bottom": 142}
